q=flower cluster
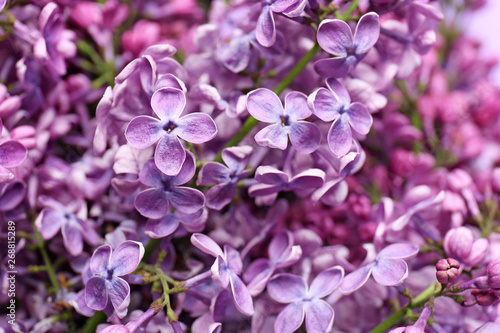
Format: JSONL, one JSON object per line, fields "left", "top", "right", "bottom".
{"left": 1, "top": 0, "right": 500, "bottom": 332}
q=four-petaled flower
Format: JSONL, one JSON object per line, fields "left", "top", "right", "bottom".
{"left": 135, "top": 151, "right": 205, "bottom": 219}
{"left": 309, "top": 78, "right": 373, "bottom": 156}
{"left": 0, "top": 118, "right": 27, "bottom": 183}
{"left": 85, "top": 241, "right": 145, "bottom": 319}
{"left": 247, "top": 88, "right": 321, "bottom": 153}
{"left": 268, "top": 267, "right": 344, "bottom": 333}
{"left": 125, "top": 87, "right": 217, "bottom": 175}
{"left": 314, "top": 12, "right": 380, "bottom": 78}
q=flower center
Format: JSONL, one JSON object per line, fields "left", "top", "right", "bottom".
{"left": 280, "top": 115, "right": 290, "bottom": 127}
{"left": 163, "top": 121, "right": 176, "bottom": 134}
{"left": 107, "top": 269, "right": 114, "bottom": 280}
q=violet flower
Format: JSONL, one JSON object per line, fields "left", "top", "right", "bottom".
{"left": 145, "top": 208, "right": 207, "bottom": 239}
{"left": 135, "top": 151, "right": 205, "bottom": 219}
{"left": 309, "top": 78, "right": 373, "bottom": 156}
{"left": 0, "top": 119, "right": 27, "bottom": 183}
{"left": 125, "top": 88, "right": 217, "bottom": 175}
{"left": 85, "top": 241, "right": 145, "bottom": 319}
{"left": 243, "top": 231, "right": 302, "bottom": 296}
{"left": 314, "top": 12, "right": 380, "bottom": 78}
{"left": 340, "top": 243, "right": 419, "bottom": 294}
{"left": 197, "top": 146, "right": 253, "bottom": 210}
{"left": 191, "top": 233, "right": 254, "bottom": 316}
{"left": 267, "top": 267, "right": 344, "bottom": 333}
{"left": 246, "top": 88, "right": 321, "bottom": 153}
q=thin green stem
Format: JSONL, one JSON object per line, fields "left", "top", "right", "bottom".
{"left": 30, "top": 219, "right": 59, "bottom": 293}
{"left": 81, "top": 311, "right": 106, "bottom": 333}
{"left": 336, "top": 0, "right": 361, "bottom": 21}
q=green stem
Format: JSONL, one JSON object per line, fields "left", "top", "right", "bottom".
{"left": 336, "top": 0, "right": 361, "bottom": 20}
{"left": 213, "top": 43, "right": 321, "bottom": 162}
{"left": 31, "top": 219, "right": 59, "bottom": 293}
{"left": 81, "top": 311, "right": 106, "bottom": 333}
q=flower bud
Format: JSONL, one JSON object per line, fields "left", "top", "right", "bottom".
{"left": 436, "top": 258, "right": 460, "bottom": 284}
{"left": 471, "top": 289, "right": 498, "bottom": 306}
{"left": 487, "top": 258, "right": 500, "bottom": 289}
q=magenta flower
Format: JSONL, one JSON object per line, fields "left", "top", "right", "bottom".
{"left": 85, "top": 241, "right": 145, "bottom": 319}
{"left": 267, "top": 267, "right": 344, "bottom": 333}
{"left": 340, "top": 243, "right": 419, "bottom": 294}
{"left": 246, "top": 88, "right": 321, "bottom": 153}
{"left": 135, "top": 151, "right": 205, "bottom": 219}
{"left": 309, "top": 78, "right": 373, "bottom": 156}
{"left": 125, "top": 88, "right": 217, "bottom": 175}
{"left": 314, "top": 12, "right": 380, "bottom": 78}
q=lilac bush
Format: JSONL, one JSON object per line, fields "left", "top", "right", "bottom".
{"left": 1, "top": 0, "right": 500, "bottom": 332}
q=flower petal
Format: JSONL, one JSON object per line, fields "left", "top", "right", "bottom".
{"left": 145, "top": 215, "right": 180, "bottom": 238}
{"left": 274, "top": 302, "right": 305, "bottom": 333}
{"left": 135, "top": 188, "right": 169, "bottom": 219}
{"left": 314, "top": 57, "right": 351, "bottom": 79}
{"left": 221, "top": 145, "right": 253, "bottom": 173}
{"left": 339, "top": 264, "right": 373, "bottom": 294}
{"left": 372, "top": 258, "right": 408, "bottom": 286}
{"left": 308, "top": 87, "right": 342, "bottom": 122}
{"left": 110, "top": 241, "right": 145, "bottom": 276}
{"left": 0, "top": 141, "right": 27, "bottom": 167}
{"left": 304, "top": 299, "right": 334, "bottom": 333}
{"left": 289, "top": 121, "right": 321, "bottom": 153}
{"left": 327, "top": 115, "right": 352, "bottom": 156}
{"left": 154, "top": 134, "right": 186, "bottom": 176}
{"left": 268, "top": 273, "right": 307, "bottom": 303}
{"left": 108, "top": 277, "right": 131, "bottom": 314}
{"left": 150, "top": 87, "right": 186, "bottom": 121}
{"left": 206, "top": 183, "right": 237, "bottom": 211}
{"left": 246, "top": 88, "right": 282, "bottom": 123}
{"left": 229, "top": 271, "right": 254, "bottom": 316}
{"left": 317, "top": 19, "right": 353, "bottom": 56}
{"left": 289, "top": 169, "right": 325, "bottom": 190}
{"left": 85, "top": 277, "right": 108, "bottom": 311}
{"left": 125, "top": 116, "right": 163, "bottom": 149}
{"left": 254, "top": 165, "right": 288, "bottom": 185}
{"left": 38, "top": 208, "right": 64, "bottom": 240}
{"left": 377, "top": 243, "right": 419, "bottom": 260}
{"left": 255, "top": 6, "right": 276, "bottom": 48}
{"left": 171, "top": 150, "right": 197, "bottom": 186}
{"left": 62, "top": 221, "right": 83, "bottom": 256}
{"left": 90, "top": 245, "right": 112, "bottom": 276}
{"left": 168, "top": 187, "right": 205, "bottom": 214}
{"left": 176, "top": 113, "right": 217, "bottom": 144}
{"left": 353, "top": 12, "right": 380, "bottom": 54}
{"left": 325, "top": 78, "right": 351, "bottom": 105}
{"left": 284, "top": 91, "right": 311, "bottom": 121}
{"left": 197, "top": 162, "right": 230, "bottom": 186}
{"left": 191, "top": 233, "right": 224, "bottom": 258}
{"left": 138, "top": 159, "right": 164, "bottom": 187}
{"left": 308, "top": 266, "right": 344, "bottom": 299}
{"left": 254, "top": 123, "right": 288, "bottom": 150}
{"left": 347, "top": 102, "right": 372, "bottom": 135}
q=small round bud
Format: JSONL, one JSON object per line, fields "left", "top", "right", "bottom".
{"left": 436, "top": 258, "right": 461, "bottom": 284}
{"left": 487, "top": 258, "right": 500, "bottom": 289}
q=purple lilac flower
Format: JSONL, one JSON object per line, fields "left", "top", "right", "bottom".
{"left": 197, "top": 146, "right": 253, "bottom": 210}
{"left": 191, "top": 233, "right": 254, "bottom": 316}
{"left": 0, "top": 84, "right": 22, "bottom": 119}
{"left": 267, "top": 267, "right": 344, "bottom": 333}
{"left": 0, "top": 120, "right": 27, "bottom": 183}
{"left": 436, "top": 258, "right": 460, "bottom": 285}
{"left": 243, "top": 231, "right": 302, "bottom": 296}
{"left": 145, "top": 208, "right": 207, "bottom": 239}
{"left": 340, "top": 243, "right": 419, "bottom": 294}
{"left": 256, "top": 0, "right": 306, "bottom": 47}
{"left": 135, "top": 151, "right": 205, "bottom": 219}
{"left": 125, "top": 87, "right": 217, "bottom": 175}
{"left": 246, "top": 88, "right": 321, "bottom": 153}
{"left": 309, "top": 78, "right": 373, "bottom": 156}
{"left": 314, "top": 12, "right": 380, "bottom": 78}
{"left": 85, "top": 241, "right": 145, "bottom": 319}
{"left": 443, "top": 227, "right": 488, "bottom": 267}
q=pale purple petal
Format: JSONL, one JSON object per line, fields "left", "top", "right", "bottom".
{"left": 225, "top": 245, "right": 243, "bottom": 274}
{"left": 372, "top": 259, "right": 408, "bottom": 286}
{"left": 289, "top": 121, "right": 321, "bottom": 153}
{"left": 145, "top": 215, "right": 180, "bottom": 238}
{"left": 246, "top": 263, "right": 273, "bottom": 296}
{"left": 221, "top": 145, "right": 253, "bottom": 173}
{"left": 229, "top": 272, "right": 254, "bottom": 316}
{"left": 339, "top": 264, "right": 373, "bottom": 294}
{"left": 246, "top": 88, "right": 283, "bottom": 123}
{"left": 325, "top": 78, "right": 351, "bottom": 105}
{"left": 269, "top": 231, "right": 293, "bottom": 262}
{"left": 256, "top": 6, "right": 276, "bottom": 48}
{"left": 206, "top": 183, "right": 237, "bottom": 211}
{"left": 90, "top": 245, "right": 112, "bottom": 276}
{"left": 176, "top": 113, "right": 218, "bottom": 144}
{"left": 308, "top": 87, "right": 342, "bottom": 122}
{"left": 154, "top": 134, "right": 186, "bottom": 176}
{"left": 85, "top": 277, "right": 108, "bottom": 310}
{"left": 284, "top": 91, "right": 311, "bottom": 121}
{"left": 317, "top": 19, "right": 353, "bottom": 56}
{"left": 191, "top": 233, "right": 224, "bottom": 258}
{"left": 171, "top": 150, "right": 197, "bottom": 186}
{"left": 254, "top": 124, "right": 288, "bottom": 150}
{"left": 314, "top": 57, "right": 351, "bottom": 79}
{"left": 168, "top": 187, "right": 205, "bottom": 214}
{"left": 0, "top": 141, "right": 27, "bottom": 167}
{"left": 274, "top": 302, "right": 305, "bottom": 333}
{"left": 328, "top": 115, "right": 352, "bottom": 156}
{"left": 304, "top": 300, "right": 334, "bottom": 333}
{"left": 268, "top": 273, "right": 306, "bottom": 303}
{"left": 125, "top": 116, "right": 163, "bottom": 149}
{"left": 110, "top": 241, "right": 145, "bottom": 276}
{"left": 138, "top": 159, "right": 163, "bottom": 187}
{"left": 212, "top": 256, "right": 230, "bottom": 288}
{"left": 377, "top": 243, "right": 419, "bottom": 260}
{"left": 289, "top": 169, "right": 325, "bottom": 189}
{"left": 270, "top": 0, "right": 299, "bottom": 12}
{"left": 108, "top": 277, "right": 131, "bottom": 313}
{"left": 353, "top": 12, "right": 380, "bottom": 54}
{"left": 62, "top": 222, "right": 83, "bottom": 256}
{"left": 347, "top": 102, "right": 372, "bottom": 135}
{"left": 197, "top": 162, "right": 230, "bottom": 185}
{"left": 38, "top": 208, "right": 64, "bottom": 240}
{"left": 254, "top": 166, "right": 288, "bottom": 185}
{"left": 151, "top": 88, "right": 186, "bottom": 121}
{"left": 248, "top": 183, "right": 282, "bottom": 197}
{"left": 308, "top": 266, "right": 344, "bottom": 299}
{"left": 135, "top": 188, "right": 169, "bottom": 219}
{"left": 219, "top": 36, "right": 251, "bottom": 73}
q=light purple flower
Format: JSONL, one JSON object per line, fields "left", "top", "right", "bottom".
{"left": 145, "top": 208, "right": 207, "bottom": 239}
{"left": 85, "top": 241, "right": 145, "bottom": 319}
{"left": 314, "top": 12, "right": 380, "bottom": 78}
{"left": 309, "top": 78, "right": 373, "bottom": 156}
{"left": 0, "top": 120, "right": 27, "bottom": 183}
{"left": 256, "top": 0, "right": 307, "bottom": 47}
{"left": 243, "top": 231, "right": 302, "bottom": 296}
{"left": 246, "top": 88, "right": 321, "bottom": 153}
{"left": 197, "top": 146, "right": 253, "bottom": 210}
{"left": 340, "top": 243, "right": 419, "bottom": 294}
{"left": 125, "top": 88, "right": 217, "bottom": 175}
{"left": 135, "top": 151, "right": 205, "bottom": 219}
{"left": 0, "top": 84, "right": 22, "bottom": 119}
{"left": 443, "top": 227, "right": 488, "bottom": 267}
{"left": 267, "top": 267, "right": 344, "bottom": 333}
{"left": 190, "top": 233, "right": 254, "bottom": 316}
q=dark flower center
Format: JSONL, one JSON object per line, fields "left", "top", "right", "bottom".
{"left": 280, "top": 115, "right": 290, "bottom": 127}
{"left": 163, "top": 121, "right": 176, "bottom": 134}
{"left": 107, "top": 269, "right": 114, "bottom": 280}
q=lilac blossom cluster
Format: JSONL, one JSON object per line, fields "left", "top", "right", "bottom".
{"left": 1, "top": 0, "right": 500, "bottom": 332}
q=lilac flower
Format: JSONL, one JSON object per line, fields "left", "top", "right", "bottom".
{"left": 0, "top": 84, "right": 22, "bottom": 119}
{"left": 34, "top": 3, "right": 77, "bottom": 76}
{"left": 389, "top": 306, "right": 431, "bottom": 333}
{"left": 267, "top": 267, "right": 344, "bottom": 333}
{"left": 135, "top": 151, "right": 205, "bottom": 219}
{"left": 35, "top": 197, "right": 101, "bottom": 257}
{"left": 248, "top": 166, "right": 325, "bottom": 202}
{"left": 314, "top": 12, "right": 380, "bottom": 78}
{"left": 85, "top": 241, "right": 145, "bottom": 319}
{"left": 443, "top": 227, "right": 488, "bottom": 267}
{"left": 246, "top": 89, "right": 321, "bottom": 153}
{"left": 243, "top": 231, "right": 302, "bottom": 296}
{"left": 191, "top": 233, "right": 254, "bottom": 316}
{"left": 309, "top": 78, "right": 373, "bottom": 156}
{"left": 0, "top": 120, "right": 27, "bottom": 183}
{"left": 145, "top": 208, "right": 207, "bottom": 239}
{"left": 340, "top": 243, "right": 419, "bottom": 294}
{"left": 256, "top": 0, "right": 307, "bottom": 47}
{"left": 125, "top": 88, "right": 217, "bottom": 175}
{"left": 197, "top": 146, "right": 253, "bottom": 210}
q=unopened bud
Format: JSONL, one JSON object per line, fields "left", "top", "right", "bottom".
{"left": 436, "top": 258, "right": 460, "bottom": 284}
